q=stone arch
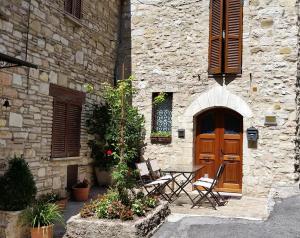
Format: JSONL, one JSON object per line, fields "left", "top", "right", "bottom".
{"left": 179, "top": 84, "right": 253, "bottom": 129}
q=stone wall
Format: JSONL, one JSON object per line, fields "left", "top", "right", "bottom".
{"left": 131, "top": 0, "right": 299, "bottom": 196}
{"left": 0, "top": 0, "right": 121, "bottom": 194}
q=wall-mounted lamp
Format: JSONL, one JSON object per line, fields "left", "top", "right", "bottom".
{"left": 1, "top": 98, "right": 10, "bottom": 108}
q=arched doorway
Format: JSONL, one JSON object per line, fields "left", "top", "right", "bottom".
{"left": 195, "top": 108, "right": 243, "bottom": 193}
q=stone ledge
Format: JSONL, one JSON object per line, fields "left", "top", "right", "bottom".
{"left": 63, "top": 201, "right": 170, "bottom": 238}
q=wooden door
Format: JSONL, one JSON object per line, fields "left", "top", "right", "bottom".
{"left": 195, "top": 108, "right": 243, "bottom": 193}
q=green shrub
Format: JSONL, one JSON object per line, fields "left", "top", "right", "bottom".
{"left": 0, "top": 155, "right": 37, "bottom": 211}
{"left": 21, "top": 201, "right": 63, "bottom": 228}
{"left": 96, "top": 190, "right": 120, "bottom": 219}
{"left": 132, "top": 199, "right": 145, "bottom": 217}
{"left": 144, "top": 197, "right": 158, "bottom": 208}
{"left": 38, "top": 193, "right": 60, "bottom": 203}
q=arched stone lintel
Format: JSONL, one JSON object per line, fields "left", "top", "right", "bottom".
{"left": 179, "top": 85, "right": 253, "bottom": 128}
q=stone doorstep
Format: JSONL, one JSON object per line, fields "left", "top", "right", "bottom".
{"left": 169, "top": 194, "right": 269, "bottom": 221}
{"left": 63, "top": 201, "right": 170, "bottom": 238}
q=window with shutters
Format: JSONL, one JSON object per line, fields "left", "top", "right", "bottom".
{"left": 152, "top": 93, "right": 173, "bottom": 133}
{"left": 50, "top": 84, "right": 85, "bottom": 158}
{"left": 64, "top": 0, "right": 82, "bottom": 19}
{"left": 208, "top": 0, "right": 243, "bottom": 75}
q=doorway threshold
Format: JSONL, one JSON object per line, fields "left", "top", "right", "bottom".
{"left": 218, "top": 192, "right": 242, "bottom": 199}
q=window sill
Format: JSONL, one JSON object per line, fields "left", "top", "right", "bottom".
{"left": 63, "top": 12, "right": 83, "bottom": 27}
{"left": 150, "top": 136, "right": 172, "bottom": 144}
{"left": 51, "top": 156, "right": 81, "bottom": 162}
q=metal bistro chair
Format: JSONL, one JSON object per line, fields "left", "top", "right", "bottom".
{"left": 192, "top": 163, "right": 227, "bottom": 209}
{"left": 136, "top": 161, "right": 173, "bottom": 202}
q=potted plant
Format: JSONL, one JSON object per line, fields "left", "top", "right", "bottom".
{"left": 0, "top": 155, "right": 37, "bottom": 238}
{"left": 21, "top": 201, "right": 63, "bottom": 238}
{"left": 72, "top": 179, "right": 90, "bottom": 202}
{"left": 39, "top": 192, "right": 68, "bottom": 211}
{"left": 86, "top": 104, "right": 118, "bottom": 186}
{"left": 150, "top": 131, "right": 172, "bottom": 143}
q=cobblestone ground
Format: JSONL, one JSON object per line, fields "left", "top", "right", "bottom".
{"left": 153, "top": 195, "right": 300, "bottom": 238}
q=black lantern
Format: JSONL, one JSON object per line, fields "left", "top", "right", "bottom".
{"left": 247, "top": 127, "right": 259, "bottom": 142}
{"left": 3, "top": 99, "right": 10, "bottom": 108}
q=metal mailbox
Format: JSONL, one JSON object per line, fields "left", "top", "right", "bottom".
{"left": 247, "top": 127, "right": 259, "bottom": 142}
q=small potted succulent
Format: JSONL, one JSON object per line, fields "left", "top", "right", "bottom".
{"left": 39, "top": 192, "right": 68, "bottom": 211}
{"left": 72, "top": 179, "right": 90, "bottom": 202}
{"left": 21, "top": 201, "right": 63, "bottom": 238}
{"left": 150, "top": 131, "right": 172, "bottom": 143}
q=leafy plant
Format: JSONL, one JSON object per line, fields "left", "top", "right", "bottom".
{"left": 74, "top": 179, "right": 89, "bottom": 188}
{"left": 151, "top": 131, "right": 171, "bottom": 137}
{"left": 144, "top": 197, "right": 158, "bottom": 208}
{"left": 132, "top": 199, "right": 146, "bottom": 217}
{"left": 86, "top": 104, "right": 117, "bottom": 170}
{"left": 38, "top": 193, "right": 60, "bottom": 204}
{"left": 21, "top": 201, "right": 63, "bottom": 228}
{"left": 80, "top": 195, "right": 103, "bottom": 218}
{"left": 119, "top": 208, "right": 134, "bottom": 221}
{"left": 86, "top": 77, "right": 145, "bottom": 199}
{"left": 153, "top": 92, "right": 167, "bottom": 105}
{"left": 96, "top": 189, "right": 120, "bottom": 219}
{"left": 0, "top": 155, "right": 37, "bottom": 211}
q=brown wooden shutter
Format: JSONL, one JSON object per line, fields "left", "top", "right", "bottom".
{"left": 208, "top": 0, "right": 224, "bottom": 74}
{"left": 64, "top": 0, "right": 73, "bottom": 14}
{"left": 224, "top": 0, "right": 243, "bottom": 74}
{"left": 50, "top": 84, "right": 85, "bottom": 159}
{"left": 66, "top": 104, "right": 82, "bottom": 157}
{"left": 52, "top": 100, "right": 67, "bottom": 158}
{"left": 74, "top": 0, "right": 82, "bottom": 19}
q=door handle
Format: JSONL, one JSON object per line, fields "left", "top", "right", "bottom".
{"left": 221, "top": 149, "right": 224, "bottom": 155}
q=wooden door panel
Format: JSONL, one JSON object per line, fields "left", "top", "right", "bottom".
{"left": 222, "top": 161, "right": 241, "bottom": 190}
{"left": 197, "top": 158, "right": 216, "bottom": 180}
{"left": 223, "top": 140, "right": 240, "bottom": 155}
{"left": 195, "top": 108, "right": 243, "bottom": 193}
{"left": 199, "top": 139, "right": 215, "bottom": 154}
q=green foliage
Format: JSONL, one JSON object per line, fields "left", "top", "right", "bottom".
{"left": 144, "top": 197, "right": 159, "bottom": 208}
{"left": 21, "top": 201, "right": 63, "bottom": 228}
{"left": 86, "top": 105, "right": 117, "bottom": 170}
{"left": 86, "top": 77, "right": 145, "bottom": 173}
{"left": 131, "top": 199, "right": 146, "bottom": 217}
{"left": 80, "top": 195, "right": 104, "bottom": 218}
{"left": 0, "top": 155, "right": 37, "bottom": 211}
{"left": 96, "top": 189, "right": 120, "bottom": 219}
{"left": 38, "top": 193, "right": 60, "bottom": 204}
{"left": 74, "top": 179, "right": 89, "bottom": 188}
{"left": 80, "top": 192, "right": 159, "bottom": 220}
{"left": 151, "top": 131, "right": 171, "bottom": 137}
{"left": 153, "top": 92, "right": 167, "bottom": 105}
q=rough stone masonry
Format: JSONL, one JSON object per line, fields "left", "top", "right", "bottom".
{"left": 0, "top": 0, "right": 121, "bottom": 195}
{"left": 131, "top": 0, "right": 300, "bottom": 197}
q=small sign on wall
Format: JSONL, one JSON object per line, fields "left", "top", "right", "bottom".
{"left": 264, "top": 116, "right": 277, "bottom": 126}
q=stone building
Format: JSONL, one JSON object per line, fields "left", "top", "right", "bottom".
{"left": 0, "top": 0, "right": 122, "bottom": 195}
{"left": 131, "top": 0, "right": 300, "bottom": 197}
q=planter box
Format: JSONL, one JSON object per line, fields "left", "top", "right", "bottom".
{"left": 0, "top": 210, "right": 29, "bottom": 238}
{"left": 150, "top": 136, "right": 172, "bottom": 144}
{"left": 63, "top": 201, "right": 170, "bottom": 238}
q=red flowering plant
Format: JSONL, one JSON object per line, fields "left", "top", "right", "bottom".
{"left": 86, "top": 104, "right": 119, "bottom": 171}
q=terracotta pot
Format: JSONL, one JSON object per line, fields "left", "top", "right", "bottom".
{"left": 72, "top": 187, "right": 90, "bottom": 202}
{"left": 95, "top": 168, "right": 112, "bottom": 186}
{"left": 55, "top": 198, "right": 68, "bottom": 211}
{"left": 31, "top": 225, "right": 53, "bottom": 238}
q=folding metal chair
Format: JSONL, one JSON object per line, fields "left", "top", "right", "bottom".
{"left": 136, "top": 162, "right": 173, "bottom": 202}
{"left": 191, "top": 163, "right": 227, "bottom": 209}
{"left": 147, "top": 159, "right": 177, "bottom": 180}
